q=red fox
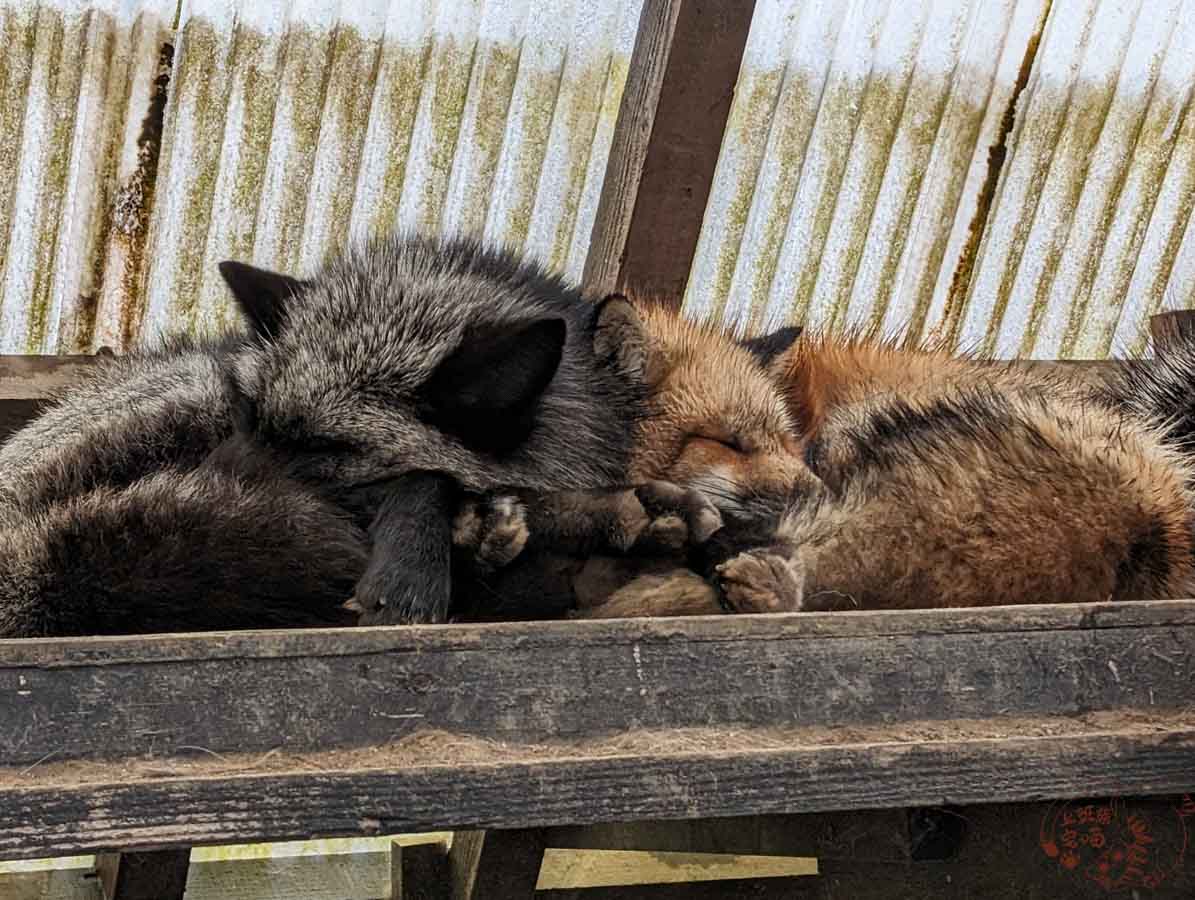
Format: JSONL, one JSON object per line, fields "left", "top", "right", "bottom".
{"left": 459, "top": 323, "right": 1195, "bottom": 619}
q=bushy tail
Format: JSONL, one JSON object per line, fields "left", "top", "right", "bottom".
{"left": 1104, "top": 330, "right": 1195, "bottom": 454}
{"left": 0, "top": 470, "right": 368, "bottom": 638}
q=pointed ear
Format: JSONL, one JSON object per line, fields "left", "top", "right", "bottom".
{"left": 593, "top": 293, "right": 667, "bottom": 388}
{"left": 419, "top": 317, "right": 567, "bottom": 455}
{"left": 218, "top": 260, "right": 307, "bottom": 339}
{"left": 740, "top": 325, "right": 803, "bottom": 366}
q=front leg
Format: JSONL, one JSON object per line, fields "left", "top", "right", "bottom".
{"left": 353, "top": 471, "right": 457, "bottom": 626}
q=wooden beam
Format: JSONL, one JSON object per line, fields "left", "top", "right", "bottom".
{"left": 2, "top": 601, "right": 1194, "bottom": 859}
{"left": 94, "top": 849, "right": 190, "bottom": 900}
{"left": 582, "top": 0, "right": 684, "bottom": 297}
{"left": 4, "top": 723, "right": 1195, "bottom": 862}
{"left": 612, "top": 1, "right": 758, "bottom": 303}
{"left": 4, "top": 600, "right": 1193, "bottom": 765}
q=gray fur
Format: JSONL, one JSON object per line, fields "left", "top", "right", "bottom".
{"left": 0, "top": 234, "right": 648, "bottom": 634}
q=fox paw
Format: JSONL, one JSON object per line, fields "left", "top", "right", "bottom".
{"left": 453, "top": 494, "right": 529, "bottom": 573}
{"left": 631, "top": 481, "right": 723, "bottom": 553}
{"left": 715, "top": 549, "right": 804, "bottom": 614}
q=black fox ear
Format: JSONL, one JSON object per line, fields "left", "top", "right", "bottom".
{"left": 218, "top": 260, "right": 307, "bottom": 339}
{"left": 740, "top": 325, "right": 803, "bottom": 366}
{"left": 420, "top": 317, "right": 567, "bottom": 455}
{"left": 594, "top": 293, "right": 671, "bottom": 389}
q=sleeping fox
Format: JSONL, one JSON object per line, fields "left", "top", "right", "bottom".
{"left": 444, "top": 298, "right": 811, "bottom": 622}
{"left": 458, "top": 322, "right": 1195, "bottom": 619}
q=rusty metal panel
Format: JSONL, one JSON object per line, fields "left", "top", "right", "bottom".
{"left": 957, "top": 0, "right": 1195, "bottom": 359}
{"left": 137, "top": 0, "right": 644, "bottom": 347}
{"left": 0, "top": 0, "right": 176, "bottom": 354}
{"left": 682, "top": 0, "right": 1195, "bottom": 359}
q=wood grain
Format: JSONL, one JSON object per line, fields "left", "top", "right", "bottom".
{"left": 614, "top": 1, "right": 758, "bottom": 303}
{"left": 582, "top": 0, "right": 684, "bottom": 297}
{"left": 3, "top": 721, "right": 1195, "bottom": 860}
{"left": 3, "top": 601, "right": 1193, "bottom": 766}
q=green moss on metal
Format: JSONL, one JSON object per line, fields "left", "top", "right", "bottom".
{"left": 365, "top": 38, "right": 434, "bottom": 237}
{"left": 205, "top": 25, "right": 277, "bottom": 333}
{"left": 503, "top": 67, "right": 566, "bottom": 249}
{"left": 0, "top": 4, "right": 38, "bottom": 270}
{"left": 311, "top": 24, "right": 382, "bottom": 265}
{"left": 451, "top": 39, "right": 520, "bottom": 237}
{"left": 267, "top": 24, "right": 337, "bottom": 276}
{"left": 416, "top": 34, "right": 478, "bottom": 232}
{"left": 706, "top": 66, "right": 783, "bottom": 326}
{"left": 25, "top": 9, "right": 87, "bottom": 353}
{"left": 159, "top": 16, "right": 226, "bottom": 332}
{"left": 1065, "top": 87, "right": 1195, "bottom": 359}
{"left": 546, "top": 53, "right": 621, "bottom": 273}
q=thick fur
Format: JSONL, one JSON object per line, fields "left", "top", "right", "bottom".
{"left": 0, "top": 468, "right": 366, "bottom": 637}
{"left": 1102, "top": 330, "right": 1195, "bottom": 457}
{"left": 0, "top": 336, "right": 242, "bottom": 527}
{"left": 450, "top": 298, "right": 809, "bottom": 621}
{"left": 554, "top": 333, "right": 1195, "bottom": 618}
{"left": 217, "top": 235, "right": 647, "bottom": 624}
{"left": 225, "top": 235, "right": 645, "bottom": 494}
{"left": 1, "top": 235, "right": 649, "bottom": 635}
{"left": 0, "top": 338, "right": 375, "bottom": 637}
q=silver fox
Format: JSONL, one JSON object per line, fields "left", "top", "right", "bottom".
{"left": 0, "top": 234, "right": 654, "bottom": 636}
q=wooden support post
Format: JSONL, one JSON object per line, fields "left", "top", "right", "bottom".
{"left": 583, "top": 0, "right": 684, "bottom": 298}
{"left": 391, "top": 838, "right": 451, "bottom": 900}
{"left": 448, "top": 829, "right": 547, "bottom": 899}
{"left": 604, "top": 0, "right": 758, "bottom": 304}
{"left": 94, "top": 849, "right": 191, "bottom": 900}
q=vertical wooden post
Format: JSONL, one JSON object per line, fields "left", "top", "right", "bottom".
{"left": 391, "top": 838, "right": 451, "bottom": 900}
{"left": 448, "top": 829, "right": 548, "bottom": 899}
{"left": 584, "top": 1, "right": 758, "bottom": 305}
{"left": 94, "top": 849, "right": 191, "bottom": 900}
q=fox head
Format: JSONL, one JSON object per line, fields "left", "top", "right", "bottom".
{"left": 212, "top": 235, "right": 647, "bottom": 498}
{"left": 613, "top": 296, "right": 810, "bottom": 525}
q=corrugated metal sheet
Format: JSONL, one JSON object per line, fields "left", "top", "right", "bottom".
{"left": 0, "top": 0, "right": 176, "bottom": 354}
{"left": 138, "top": 0, "right": 644, "bottom": 347}
{"left": 957, "top": 0, "right": 1195, "bottom": 359}
{"left": 0, "top": 0, "right": 643, "bottom": 352}
{"left": 682, "top": 0, "right": 1195, "bottom": 359}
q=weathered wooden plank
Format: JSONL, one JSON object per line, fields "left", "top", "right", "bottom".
{"left": 606, "top": 1, "right": 758, "bottom": 302}
{"left": 93, "top": 850, "right": 189, "bottom": 900}
{"left": 3, "top": 601, "right": 1193, "bottom": 767}
{"left": 448, "top": 830, "right": 546, "bottom": 900}
{"left": 3, "top": 718, "right": 1195, "bottom": 860}
{"left": 582, "top": 0, "right": 684, "bottom": 297}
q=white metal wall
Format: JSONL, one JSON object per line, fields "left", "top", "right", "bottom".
{"left": 0, "top": 0, "right": 644, "bottom": 352}
{"left": 682, "top": 0, "right": 1195, "bottom": 359}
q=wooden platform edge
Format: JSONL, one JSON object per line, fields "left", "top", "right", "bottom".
{"left": 4, "top": 724, "right": 1195, "bottom": 860}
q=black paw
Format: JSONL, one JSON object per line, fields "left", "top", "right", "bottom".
{"left": 351, "top": 561, "right": 451, "bottom": 626}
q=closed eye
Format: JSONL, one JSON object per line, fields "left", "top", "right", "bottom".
{"left": 689, "top": 431, "right": 748, "bottom": 453}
